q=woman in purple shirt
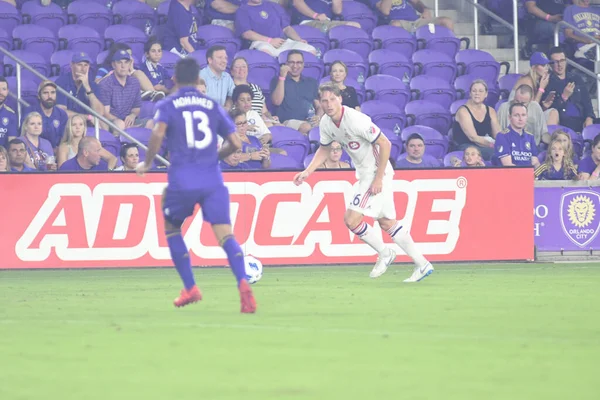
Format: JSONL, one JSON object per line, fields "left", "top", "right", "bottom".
{"left": 229, "top": 109, "right": 271, "bottom": 169}
{"left": 20, "top": 112, "right": 56, "bottom": 171}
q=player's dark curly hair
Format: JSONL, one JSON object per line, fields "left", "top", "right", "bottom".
{"left": 174, "top": 58, "right": 200, "bottom": 86}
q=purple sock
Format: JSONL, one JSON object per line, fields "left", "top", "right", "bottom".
{"left": 221, "top": 235, "right": 246, "bottom": 284}
{"left": 167, "top": 231, "right": 195, "bottom": 290}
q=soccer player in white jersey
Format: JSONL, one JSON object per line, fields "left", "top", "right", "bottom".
{"left": 293, "top": 84, "right": 434, "bottom": 282}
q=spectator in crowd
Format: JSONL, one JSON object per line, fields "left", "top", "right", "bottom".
{"left": 291, "top": 0, "right": 361, "bottom": 32}
{"left": 197, "top": 78, "right": 207, "bottom": 95}
{"left": 0, "top": 77, "right": 18, "bottom": 147}
{"left": 199, "top": 45, "right": 235, "bottom": 108}
{"left": 578, "top": 133, "right": 600, "bottom": 179}
{"left": 453, "top": 79, "right": 501, "bottom": 160}
{"left": 550, "top": 129, "right": 577, "bottom": 162}
{"left": 114, "top": 143, "right": 140, "bottom": 171}
{"left": 511, "top": 53, "right": 557, "bottom": 114}
{"left": 524, "top": 0, "right": 566, "bottom": 53}
{"left": 535, "top": 138, "right": 578, "bottom": 180}
{"left": 450, "top": 146, "right": 486, "bottom": 167}
{"left": 270, "top": 50, "right": 321, "bottom": 134}
{"left": 139, "top": 38, "right": 174, "bottom": 96}
{"left": 235, "top": 0, "right": 317, "bottom": 58}
{"left": 96, "top": 43, "right": 164, "bottom": 102}
{"left": 545, "top": 46, "right": 597, "bottom": 131}
{"left": 55, "top": 52, "right": 104, "bottom": 120}
{"left": 164, "top": 0, "right": 200, "bottom": 56}
{"left": 220, "top": 149, "right": 250, "bottom": 170}
{"left": 396, "top": 133, "right": 440, "bottom": 168}
{"left": 231, "top": 57, "right": 279, "bottom": 123}
{"left": 563, "top": 0, "right": 600, "bottom": 61}
{"left": 59, "top": 137, "right": 110, "bottom": 171}
{"left": 20, "top": 112, "right": 56, "bottom": 171}
{"left": 7, "top": 139, "right": 35, "bottom": 172}
{"left": 499, "top": 84, "right": 552, "bottom": 146}
{"left": 0, "top": 145, "right": 9, "bottom": 172}
{"left": 230, "top": 108, "right": 271, "bottom": 169}
{"left": 232, "top": 84, "right": 272, "bottom": 143}
{"left": 99, "top": 50, "right": 153, "bottom": 132}
{"left": 206, "top": 0, "right": 241, "bottom": 31}
{"left": 372, "top": 0, "right": 454, "bottom": 31}
{"left": 318, "top": 140, "right": 351, "bottom": 169}
{"left": 329, "top": 61, "right": 360, "bottom": 111}
{"left": 57, "top": 114, "right": 118, "bottom": 169}
{"left": 22, "top": 80, "right": 68, "bottom": 150}
{"left": 494, "top": 103, "right": 540, "bottom": 167}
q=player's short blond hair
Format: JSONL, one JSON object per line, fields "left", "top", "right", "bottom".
{"left": 318, "top": 84, "right": 342, "bottom": 99}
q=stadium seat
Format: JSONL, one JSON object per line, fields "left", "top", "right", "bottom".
{"left": 361, "top": 100, "right": 406, "bottom": 131}
{"left": 104, "top": 24, "right": 147, "bottom": 62}
{"left": 156, "top": 0, "right": 171, "bottom": 25}
{"left": 582, "top": 124, "right": 600, "bottom": 154}
{"left": 158, "top": 50, "right": 180, "bottom": 77}
{"left": 405, "top": 100, "right": 453, "bottom": 136}
{"left": 372, "top": 25, "right": 417, "bottom": 58}
{"left": 381, "top": 128, "right": 402, "bottom": 162}
{"left": 320, "top": 76, "right": 365, "bottom": 104}
{"left": 0, "top": 2, "right": 21, "bottom": 36}
{"left": 270, "top": 126, "right": 311, "bottom": 166}
{"left": 21, "top": 1, "right": 67, "bottom": 36}
{"left": 364, "top": 74, "right": 410, "bottom": 110}
{"left": 58, "top": 24, "right": 104, "bottom": 62}
{"left": 4, "top": 50, "right": 50, "bottom": 83}
{"left": 412, "top": 49, "right": 457, "bottom": 83}
{"left": 12, "top": 25, "right": 59, "bottom": 61}
{"left": 112, "top": 0, "right": 157, "bottom": 32}
{"left": 292, "top": 25, "right": 330, "bottom": 56}
{"left": 400, "top": 125, "right": 449, "bottom": 160}
{"left": 328, "top": 25, "right": 373, "bottom": 61}
{"left": 194, "top": 25, "right": 241, "bottom": 62}
{"left": 444, "top": 150, "right": 464, "bottom": 167}
{"left": 278, "top": 50, "right": 324, "bottom": 81}
{"left": 138, "top": 100, "right": 155, "bottom": 120}
{"left": 415, "top": 24, "right": 465, "bottom": 58}
{"left": 189, "top": 49, "right": 209, "bottom": 70}
{"left": 235, "top": 49, "right": 278, "bottom": 92}
{"left": 50, "top": 50, "right": 75, "bottom": 76}
{"left": 450, "top": 99, "right": 468, "bottom": 116}
{"left": 0, "top": 28, "right": 11, "bottom": 51}
{"left": 308, "top": 126, "right": 320, "bottom": 153}
{"left": 270, "top": 153, "right": 302, "bottom": 170}
{"left": 67, "top": 1, "right": 113, "bottom": 36}
{"left": 323, "top": 48, "right": 367, "bottom": 81}
{"left": 410, "top": 75, "right": 456, "bottom": 110}
{"left": 456, "top": 49, "right": 509, "bottom": 83}
{"left": 498, "top": 73, "right": 521, "bottom": 99}
{"left": 5, "top": 77, "right": 38, "bottom": 109}
{"left": 368, "top": 49, "right": 414, "bottom": 81}
{"left": 340, "top": 1, "right": 377, "bottom": 34}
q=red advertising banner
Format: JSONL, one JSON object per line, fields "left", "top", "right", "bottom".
{"left": 0, "top": 168, "right": 534, "bottom": 269}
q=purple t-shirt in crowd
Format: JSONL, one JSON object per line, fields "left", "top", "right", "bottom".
{"left": 578, "top": 156, "right": 599, "bottom": 174}
{"left": 139, "top": 61, "right": 173, "bottom": 88}
{"left": 494, "top": 126, "right": 538, "bottom": 166}
{"left": 370, "top": 0, "right": 419, "bottom": 23}
{"left": 22, "top": 135, "right": 55, "bottom": 171}
{"left": 395, "top": 157, "right": 440, "bottom": 169}
{"left": 220, "top": 160, "right": 250, "bottom": 170}
{"left": 99, "top": 74, "right": 142, "bottom": 121}
{"left": 293, "top": 0, "right": 334, "bottom": 24}
{"left": 163, "top": 0, "right": 199, "bottom": 53}
{"left": 22, "top": 103, "right": 69, "bottom": 148}
{"left": 241, "top": 135, "right": 264, "bottom": 169}
{"left": 59, "top": 157, "right": 109, "bottom": 171}
{"left": 235, "top": 1, "right": 290, "bottom": 39}
{"left": 153, "top": 87, "right": 236, "bottom": 190}
{"left": 563, "top": 5, "right": 600, "bottom": 47}
{"left": 205, "top": 0, "right": 242, "bottom": 21}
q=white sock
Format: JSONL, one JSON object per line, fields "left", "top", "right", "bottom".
{"left": 350, "top": 221, "right": 387, "bottom": 254}
{"left": 386, "top": 222, "right": 428, "bottom": 268}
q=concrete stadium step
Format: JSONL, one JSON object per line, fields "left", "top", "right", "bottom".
{"left": 459, "top": 34, "right": 498, "bottom": 49}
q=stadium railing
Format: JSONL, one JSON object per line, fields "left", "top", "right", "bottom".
{"left": 0, "top": 45, "right": 170, "bottom": 167}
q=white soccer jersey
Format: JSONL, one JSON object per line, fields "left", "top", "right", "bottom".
{"left": 319, "top": 106, "right": 394, "bottom": 181}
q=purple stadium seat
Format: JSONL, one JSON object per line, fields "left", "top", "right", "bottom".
{"left": 113, "top": 0, "right": 157, "bottom": 32}
{"left": 105, "top": 24, "right": 147, "bottom": 62}
{"left": 450, "top": 99, "right": 468, "bottom": 116}
{"left": 320, "top": 76, "right": 365, "bottom": 104}
{"left": 5, "top": 77, "right": 38, "bottom": 110}
{"left": 21, "top": 1, "right": 67, "bottom": 36}
{"left": 50, "top": 50, "right": 75, "bottom": 76}
{"left": 194, "top": 25, "right": 241, "bottom": 62}
{"left": 380, "top": 128, "right": 402, "bottom": 162}
{"left": 308, "top": 126, "right": 320, "bottom": 153}
{"left": 455, "top": 49, "right": 509, "bottom": 83}
{"left": 405, "top": 100, "right": 453, "bottom": 135}
{"left": 0, "top": 28, "right": 10, "bottom": 51}
{"left": 494, "top": 98, "right": 507, "bottom": 112}
{"left": 547, "top": 125, "right": 584, "bottom": 157}
{"left": 361, "top": 100, "right": 406, "bottom": 131}
{"left": 365, "top": 74, "right": 410, "bottom": 110}
{"left": 400, "top": 125, "right": 449, "bottom": 160}
{"left": 159, "top": 50, "right": 180, "bottom": 76}
{"left": 582, "top": 124, "right": 600, "bottom": 154}
{"left": 443, "top": 150, "right": 464, "bottom": 167}
{"left": 415, "top": 24, "right": 465, "bottom": 58}
{"left": 270, "top": 126, "right": 311, "bottom": 165}
{"left": 67, "top": 1, "right": 113, "bottom": 36}
{"left": 12, "top": 25, "right": 58, "bottom": 61}
{"left": 454, "top": 74, "right": 500, "bottom": 108}
{"left": 412, "top": 49, "right": 457, "bottom": 83}
{"left": 368, "top": 49, "right": 413, "bottom": 81}
{"left": 340, "top": 1, "right": 377, "bottom": 34}
{"left": 235, "top": 49, "right": 278, "bottom": 92}
{"left": 139, "top": 100, "right": 155, "bottom": 119}
{"left": 410, "top": 75, "right": 456, "bottom": 110}
{"left": 328, "top": 25, "right": 373, "bottom": 61}
{"left": 86, "top": 127, "right": 121, "bottom": 158}
{"left": 498, "top": 73, "right": 521, "bottom": 98}
{"left": 372, "top": 25, "right": 417, "bottom": 57}
{"left": 157, "top": 0, "right": 170, "bottom": 25}
{"left": 537, "top": 151, "right": 547, "bottom": 163}
{"left": 270, "top": 153, "right": 302, "bottom": 170}
{"left": 4, "top": 50, "right": 50, "bottom": 83}
{"left": 323, "top": 48, "right": 367, "bottom": 81}
{"left": 0, "top": 3, "right": 21, "bottom": 36}
{"left": 58, "top": 24, "right": 104, "bottom": 62}
{"left": 396, "top": 152, "right": 442, "bottom": 167}
{"left": 188, "top": 49, "right": 208, "bottom": 70}
{"left": 292, "top": 25, "right": 330, "bottom": 56}
{"left": 278, "top": 50, "right": 324, "bottom": 81}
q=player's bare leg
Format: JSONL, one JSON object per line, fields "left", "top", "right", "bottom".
{"left": 344, "top": 209, "right": 395, "bottom": 278}
{"left": 212, "top": 224, "right": 257, "bottom": 313}
{"left": 378, "top": 218, "right": 434, "bottom": 283}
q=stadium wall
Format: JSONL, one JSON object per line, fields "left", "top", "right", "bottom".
{"left": 0, "top": 168, "right": 534, "bottom": 268}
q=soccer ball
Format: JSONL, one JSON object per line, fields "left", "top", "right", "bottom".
{"left": 244, "top": 255, "right": 263, "bottom": 284}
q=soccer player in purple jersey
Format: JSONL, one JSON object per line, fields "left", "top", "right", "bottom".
{"left": 136, "top": 58, "right": 257, "bottom": 313}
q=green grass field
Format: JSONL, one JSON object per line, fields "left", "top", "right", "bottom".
{"left": 1, "top": 264, "right": 599, "bottom": 400}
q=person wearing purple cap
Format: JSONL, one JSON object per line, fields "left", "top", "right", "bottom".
{"left": 98, "top": 50, "right": 154, "bottom": 133}
{"left": 55, "top": 52, "right": 105, "bottom": 121}
{"left": 59, "top": 137, "right": 109, "bottom": 171}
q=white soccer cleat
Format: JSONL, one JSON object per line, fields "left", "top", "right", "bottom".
{"left": 403, "top": 262, "right": 434, "bottom": 283}
{"left": 369, "top": 248, "right": 396, "bottom": 278}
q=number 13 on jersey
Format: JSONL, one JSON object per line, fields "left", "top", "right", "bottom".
{"left": 182, "top": 110, "right": 213, "bottom": 150}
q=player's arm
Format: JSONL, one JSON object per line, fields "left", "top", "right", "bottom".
{"left": 219, "top": 132, "right": 242, "bottom": 160}
{"left": 373, "top": 133, "right": 391, "bottom": 181}
{"left": 307, "top": 144, "right": 330, "bottom": 174}
{"left": 142, "top": 122, "right": 167, "bottom": 169}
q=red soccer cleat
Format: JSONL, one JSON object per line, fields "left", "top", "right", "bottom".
{"left": 173, "top": 285, "right": 202, "bottom": 308}
{"left": 238, "top": 279, "right": 257, "bottom": 314}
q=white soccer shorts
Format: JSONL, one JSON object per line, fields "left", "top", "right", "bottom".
{"left": 347, "top": 178, "right": 396, "bottom": 220}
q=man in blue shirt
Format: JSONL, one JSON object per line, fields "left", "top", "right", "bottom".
{"left": 55, "top": 52, "right": 105, "bottom": 120}
{"left": 8, "top": 139, "right": 35, "bottom": 172}
{"left": 395, "top": 133, "right": 441, "bottom": 168}
{"left": 59, "top": 137, "right": 109, "bottom": 171}
{"left": 199, "top": 45, "right": 235, "bottom": 109}
{"left": 494, "top": 103, "right": 540, "bottom": 167}
{"left": 136, "top": 57, "right": 257, "bottom": 313}
{"left": 0, "top": 77, "right": 18, "bottom": 147}
{"left": 22, "top": 81, "right": 68, "bottom": 149}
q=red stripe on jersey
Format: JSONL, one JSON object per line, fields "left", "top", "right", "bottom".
{"left": 333, "top": 106, "right": 345, "bottom": 128}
